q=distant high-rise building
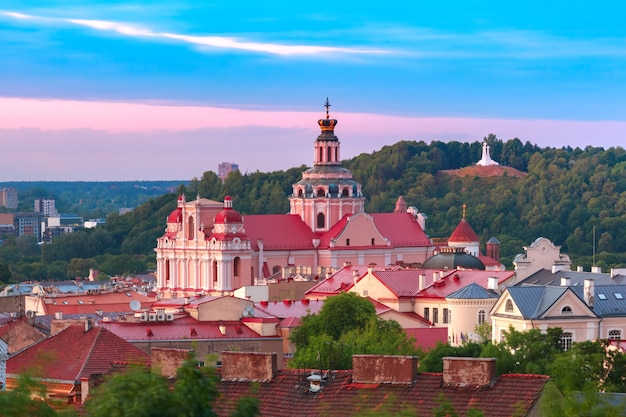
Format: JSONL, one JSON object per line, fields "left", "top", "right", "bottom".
{"left": 0, "top": 188, "right": 18, "bottom": 209}
{"left": 34, "top": 198, "right": 58, "bottom": 216}
{"left": 218, "top": 162, "right": 239, "bottom": 183}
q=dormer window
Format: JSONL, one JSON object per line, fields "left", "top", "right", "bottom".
{"left": 561, "top": 305, "right": 573, "bottom": 314}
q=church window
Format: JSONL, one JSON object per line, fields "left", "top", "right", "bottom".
{"left": 165, "top": 260, "right": 170, "bottom": 283}
{"left": 505, "top": 299, "right": 513, "bottom": 312}
{"left": 317, "top": 188, "right": 325, "bottom": 197}
{"left": 233, "top": 257, "right": 241, "bottom": 277}
{"left": 335, "top": 147, "right": 338, "bottom": 161}
{"left": 319, "top": 147, "right": 323, "bottom": 162}
{"left": 342, "top": 188, "right": 349, "bottom": 197}
{"left": 327, "top": 147, "right": 332, "bottom": 162}
{"left": 609, "top": 330, "right": 622, "bottom": 340}
{"left": 478, "top": 310, "right": 486, "bottom": 324}
{"left": 297, "top": 189, "right": 303, "bottom": 197}
{"left": 187, "top": 216, "right": 195, "bottom": 240}
{"left": 317, "top": 213, "right": 325, "bottom": 229}
{"left": 371, "top": 238, "right": 375, "bottom": 245}
{"left": 561, "top": 332, "right": 573, "bottom": 351}
{"left": 346, "top": 239, "right": 350, "bottom": 246}
{"left": 212, "top": 261, "right": 218, "bottom": 284}
{"left": 561, "top": 305, "right": 573, "bottom": 314}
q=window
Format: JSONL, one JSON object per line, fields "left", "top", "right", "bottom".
{"left": 233, "top": 257, "right": 240, "bottom": 277}
{"left": 443, "top": 308, "right": 449, "bottom": 324}
{"left": 433, "top": 308, "right": 439, "bottom": 324}
{"left": 505, "top": 299, "right": 513, "bottom": 312}
{"left": 561, "top": 332, "right": 573, "bottom": 351}
{"left": 317, "top": 188, "right": 325, "bottom": 197}
{"left": 615, "top": 293, "right": 624, "bottom": 300}
{"left": 346, "top": 239, "right": 350, "bottom": 246}
{"left": 342, "top": 189, "right": 349, "bottom": 197}
{"left": 423, "top": 307, "right": 430, "bottom": 321}
{"left": 187, "top": 216, "right": 194, "bottom": 239}
{"left": 561, "top": 305, "right": 573, "bottom": 314}
{"left": 609, "top": 330, "right": 622, "bottom": 340}
{"left": 598, "top": 293, "right": 607, "bottom": 300}
{"left": 371, "top": 238, "right": 375, "bottom": 245}
{"left": 478, "top": 310, "right": 486, "bottom": 324}
{"left": 317, "top": 213, "right": 325, "bottom": 229}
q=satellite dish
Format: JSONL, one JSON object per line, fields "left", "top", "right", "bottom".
{"left": 243, "top": 305, "right": 254, "bottom": 318}
{"left": 130, "top": 300, "right": 141, "bottom": 311}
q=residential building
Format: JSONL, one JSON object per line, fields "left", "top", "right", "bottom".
{"left": 155, "top": 104, "right": 433, "bottom": 298}
{"left": 6, "top": 321, "right": 149, "bottom": 404}
{"left": 34, "top": 198, "right": 57, "bottom": 216}
{"left": 0, "top": 188, "right": 17, "bottom": 209}
{"left": 0, "top": 213, "right": 14, "bottom": 238}
{"left": 218, "top": 162, "right": 239, "bottom": 183}
{"left": 13, "top": 212, "right": 43, "bottom": 237}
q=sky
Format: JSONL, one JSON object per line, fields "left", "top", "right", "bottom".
{"left": 1, "top": 1, "right": 626, "bottom": 181}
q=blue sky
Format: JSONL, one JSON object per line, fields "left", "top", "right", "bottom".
{"left": 1, "top": 2, "right": 625, "bottom": 180}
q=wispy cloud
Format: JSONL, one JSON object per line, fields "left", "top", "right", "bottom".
{"left": 0, "top": 10, "right": 386, "bottom": 56}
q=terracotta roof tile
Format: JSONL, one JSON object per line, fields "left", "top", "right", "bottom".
{"left": 7, "top": 324, "right": 149, "bottom": 381}
{"left": 213, "top": 369, "right": 548, "bottom": 417}
{"left": 243, "top": 214, "right": 317, "bottom": 250}
{"left": 449, "top": 218, "right": 480, "bottom": 243}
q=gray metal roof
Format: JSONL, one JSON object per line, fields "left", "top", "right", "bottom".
{"left": 571, "top": 285, "right": 626, "bottom": 317}
{"left": 517, "top": 268, "right": 626, "bottom": 286}
{"left": 446, "top": 283, "right": 499, "bottom": 300}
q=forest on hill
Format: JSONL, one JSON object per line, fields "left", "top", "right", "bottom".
{"left": 1, "top": 135, "right": 626, "bottom": 283}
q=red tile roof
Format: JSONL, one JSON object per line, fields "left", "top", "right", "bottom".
{"left": 243, "top": 214, "right": 317, "bottom": 250}
{"left": 305, "top": 264, "right": 396, "bottom": 298}
{"left": 418, "top": 270, "right": 515, "bottom": 299}
{"left": 7, "top": 324, "right": 149, "bottom": 382}
{"left": 369, "top": 212, "right": 432, "bottom": 247}
{"left": 40, "top": 292, "right": 155, "bottom": 315}
{"left": 101, "top": 316, "right": 272, "bottom": 341}
{"left": 372, "top": 269, "right": 449, "bottom": 297}
{"left": 449, "top": 218, "right": 480, "bottom": 243}
{"left": 255, "top": 299, "right": 324, "bottom": 319}
{"left": 213, "top": 369, "right": 548, "bottom": 417}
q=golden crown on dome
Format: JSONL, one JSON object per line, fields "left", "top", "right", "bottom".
{"left": 318, "top": 97, "right": 338, "bottom": 131}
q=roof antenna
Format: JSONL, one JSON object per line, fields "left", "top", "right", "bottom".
{"left": 592, "top": 225, "right": 596, "bottom": 267}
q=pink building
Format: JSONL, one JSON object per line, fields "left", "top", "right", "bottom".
{"left": 155, "top": 103, "right": 434, "bottom": 298}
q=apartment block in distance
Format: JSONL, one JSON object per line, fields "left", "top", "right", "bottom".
{"left": 0, "top": 188, "right": 18, "bottom": 209}
{"left": 218, "top": 162, "right": 239, "bottom": 183}
{"left": 34, "top": 198, "right": 58, "bottom": 216}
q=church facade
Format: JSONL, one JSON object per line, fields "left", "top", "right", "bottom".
{"left": 154, "top": 102, "right": 434, "bottom": 298}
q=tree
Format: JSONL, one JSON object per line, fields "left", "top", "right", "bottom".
{"left": 85, "top": 354, "right": 259, "bottom": 417}
{"left": 0, "top": 372, "right": 75, "bottom": 417}
{"left": 289, "top": 292, "right": 419, "bottom": 369}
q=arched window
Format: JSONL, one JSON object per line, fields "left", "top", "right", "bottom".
{"left": 505, "top": 299, "right": 513, "bottom": 312}
{"left": 609, "top": 330, "right": 622, "bottom": 340}
{"left": 233, "top": 257, "right": 241, "bottom": 277}
{"left": 561, "top": 305, "right": 573, "bottom": 314}
{"left": 342, "top": 188, "right": 349, "bottom": 197}
{"left": 187, "top": 216, "right": 195, "bottom": 239}
{"left": 319, "top": 147, "right": 323, "bottom": 162}
{"left": 478, "top": 310, "right": 486, "bottom": 324}
{"left": 317, "top": 213, "right": 325, "bottom": 229}
{"left": 212, "top": 261, "right": 218, "bottom": 285}
{"left": 297, "top": 189, "right": 303, "bottom": 197}
{"left": 317, "top": 188, "right": 325, "bottom": 197}
{"left": 327, "top": 147, "right": 332, "bottom": 162}
{"left": 165, "top": 260, "right": 170, "bottom": 284}
{"left": 561, "top": 332, "right": 573, "bottom": 351}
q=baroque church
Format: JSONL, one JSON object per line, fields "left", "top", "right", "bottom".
{"left": 154, "top": 101, "right": 435, "bottom": 298}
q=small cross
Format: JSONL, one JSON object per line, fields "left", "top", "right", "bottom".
{"left": 462, "top": 203, "right": 467, "bottom": 219}
{"left": 324, "top": 98, "right": 331, "bottom": 119}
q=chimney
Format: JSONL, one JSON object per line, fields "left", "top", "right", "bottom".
{"left": 443, "top": 357, "right": 496, "bottom": 387}
{"left": 352, "top": 355, "right": 418, "bottom": 384}
{"left": 433, "top": 272, "right": 439, "bottom": 283}
{"left": 552, "top": 265, "right": 565, "bottom": 273}
{"left": 353, "top": 270, "right": 360, "bottom": 284}
{"left": 221, "top": 352, "right": 278, "bottom": 382}
{"left": 55, "top": 311, "right": 63, "bottom": 320}
{"left": 419, "top": 274, "right": 426, "bottom": 291}
{"left": 151, "top": 347, "right": 192, "bottom": 378}
{"left": 560, "top": 277, "right": 571, "bottom": 287}
{"left": 591, "top": 266, "right": 602, "bottom": 274}
{"left": 577, "top": 266, "right": 584, "bottom": 272}
{"left": 487, "top": 277, "right": 499, "bottom": 293}
{"left": 584, "top": 279, "right": 595, "bottom": 307}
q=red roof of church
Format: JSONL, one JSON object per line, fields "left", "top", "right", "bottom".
{"left": 449, "top": 218, "right": 480, "bottom": 243}
{"left": 167, "top": 207, "right": 182, "bottom": 223}
{"left": 7, "top": 324, "right": 149, "bottom": 381}
{"left": 243, "top": 214, "right": 317, "bottom": 250}
{"left": 214, "top": 196, "right": 243, "bottom": 224}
